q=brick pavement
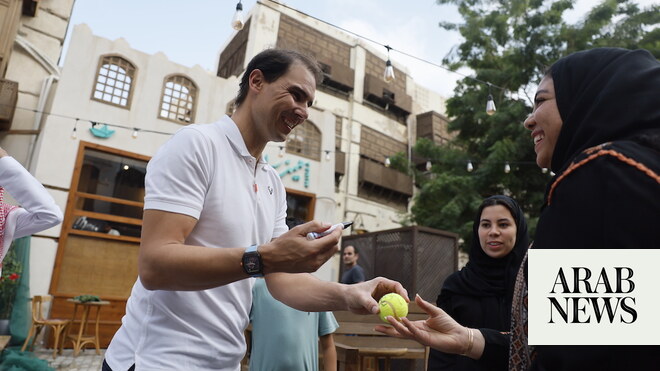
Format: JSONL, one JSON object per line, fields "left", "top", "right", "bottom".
{"left": 34, "top": 348, "right": 104, "bottom": 371}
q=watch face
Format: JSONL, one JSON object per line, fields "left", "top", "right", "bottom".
{"left": 244, "top": 256, "right": 259, "bottom": 271}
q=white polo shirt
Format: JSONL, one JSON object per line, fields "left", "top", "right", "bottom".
{"left": 105, "top": 116, "right": 288, "bottom": 371}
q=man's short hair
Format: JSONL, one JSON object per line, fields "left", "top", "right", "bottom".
{"left": 235, "top": 48, "right": 323, "bottom": 107}
{"left": 344, "top": 245, "right": 358, "bottom": 255}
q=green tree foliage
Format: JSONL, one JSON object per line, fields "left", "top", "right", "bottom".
{"left": 405, "top": 0, "right": 658, "bottom": 249}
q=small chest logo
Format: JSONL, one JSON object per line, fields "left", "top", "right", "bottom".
{"left": 267, "top": 186, "right": 273, "bottom": 195}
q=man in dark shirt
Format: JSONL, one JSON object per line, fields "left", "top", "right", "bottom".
{"left": 340, "top": 245, "right": 365, "bottom": 284}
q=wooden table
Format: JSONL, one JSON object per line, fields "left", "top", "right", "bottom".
{"left": 335, "top": 335, "right": 426, "bottom": 371}
{"left": 333, "top": 302, "right": 429, "bottom": 371}
{"left": 65, "top": 299, "right": 110, "bottom": 356}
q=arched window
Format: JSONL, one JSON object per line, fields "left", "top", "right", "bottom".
{"left": 159, "top": 75, "right": 197, "bottom": 124}
{"left": 286, "top": 120, "right": 321, "bottom": 161}
{"left": 92, "top": 55, "right": 136, "bottom": 108}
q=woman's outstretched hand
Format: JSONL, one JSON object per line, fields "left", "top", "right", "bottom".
{"left": 374, "top": 294, "right": 483, "bottom": 358}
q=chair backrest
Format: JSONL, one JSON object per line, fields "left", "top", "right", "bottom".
{"left": 31, "top": 295, "right": 53, "bottom": 323}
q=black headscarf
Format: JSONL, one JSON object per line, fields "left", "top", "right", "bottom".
{"left": 442, "top": 195, "right": 529, "bottom": 304}
{"left": 550, "top": 48, "right": 660, "bottom": 173}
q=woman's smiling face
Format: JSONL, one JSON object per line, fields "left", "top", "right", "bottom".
{"left": 523, "top": 75, "right": 564, "bottom": 169}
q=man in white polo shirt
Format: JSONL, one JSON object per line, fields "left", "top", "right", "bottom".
{"left": 103, "top": 49, "right": 407, "bottom": 371}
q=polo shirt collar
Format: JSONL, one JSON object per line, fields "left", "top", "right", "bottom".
{"left": 221, "top": 115, "right": 268, "bottom": 165}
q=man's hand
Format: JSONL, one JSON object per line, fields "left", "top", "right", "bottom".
{"left": 344, "top": 277, "right": 409, "bottom": 315}
{"left": 260, "top": 220, "right": 342, "bottom": 274}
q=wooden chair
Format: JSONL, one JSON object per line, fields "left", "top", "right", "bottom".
{"left": 361, "top": 348, "right": 409, "bottom": 371}
{"left": 0, "top": 335, "right": 10, "bottom": 352}
{"left": 21, "top": 295, "right": 70, "bottom": 358}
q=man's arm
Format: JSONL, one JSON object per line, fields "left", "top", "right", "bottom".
{"left": 265, "top": 272, "right": 407, "bottom": 314}
{"left": 138, "top": 209, "right": 245, "bottom": 290}
{"left": 139, "top": 210, "right": 344, "bottom": 290}
{"left": 320, "top": 334, "right": 337, "bottom": 371}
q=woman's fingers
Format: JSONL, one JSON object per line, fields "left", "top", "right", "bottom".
{"left": 415, "top": 294, "right": 443, "bottom": 316}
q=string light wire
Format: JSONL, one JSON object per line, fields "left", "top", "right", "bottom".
{"left": 260, "top": 0, "right": 505, "bottom": 92}
{"left": 5, "top": 101, "right": 540, "bottom": 172}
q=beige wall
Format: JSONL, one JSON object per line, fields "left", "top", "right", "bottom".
{"left": 1, "top": 0, "right": 74, "bottom": 167}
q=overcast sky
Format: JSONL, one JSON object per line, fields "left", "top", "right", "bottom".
{"left": 62, "top": 0, "right": 657, "bottom": 98}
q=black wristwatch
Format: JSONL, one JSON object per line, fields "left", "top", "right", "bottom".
{"left": 241, "top": 244, "right": 264, "bottom": 277}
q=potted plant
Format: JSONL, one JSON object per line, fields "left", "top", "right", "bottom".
{"left": 0, "top": 245, "right": 22, "bottom": 334}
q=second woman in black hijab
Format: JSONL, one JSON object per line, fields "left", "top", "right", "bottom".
{"left": 428, "top": 195, "right": 528, "bottom": 371}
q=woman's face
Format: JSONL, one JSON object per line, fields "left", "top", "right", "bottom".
{"left": 523, "top": 75, "right": 563, "bottom": 169}
{"left": 478, "top": 205, "right": 517, "bottom": 259}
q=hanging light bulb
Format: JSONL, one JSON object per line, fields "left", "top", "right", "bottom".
{"left": 132, "top": 128, "right": 139, "bottom": 139}
{"left": 278, "top": 146, "right": 284, "bottom": 158}
{"left": 425, "top": 160, "right": 432, "bottom": 172}
{"left": 325, "top": 150, "right": 331, "bottom": 161}
{"left": 467, "top": 161, "right": 474, "bottom": 172}
{"left": 504, "top": 162, "right": 511, "bottom": 174}
{"left": 550, "top": 171, "right": 556, "bottom": 177}
{"left": 383, "top": 45, "right": 395, "bottom": 83}
{"left": 231, "top": 1, "right": 244, "bottom": 31}
{"left": 486, "top": 95, "right": 496, "bottom": 115}
{"left": 384, "top": 156, "right": 391, "bottom": 167}
{"left": 384, "top": 59, "right": 395, "bottom": 83}
{"left": 486, "top": 83, "right": 496, "bottom": 115}
{"left": 71, "top": 119, "right": 78, "bottom": 139}
{"left": 541, "top": 167, "right": 548, "bottom": 174}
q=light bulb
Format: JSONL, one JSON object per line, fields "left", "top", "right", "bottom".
{"left": 467, "top": 161, "right": 474, "bottom": 172}
{"left": 504, "top": 163, "right": 511, "bottom": 173}
{"left": 541, "top": 167, "right": 548, "bottom": 174}
{"left": 425, "top": 160, "right": 432, "bottom": 172}
{"left": 325, "top": 151, "right": 331, "bottom": 161}
{"left": 231, "top": 1, "right": 244, "bottom": 31}
{"left": 486, "top": 94, "right": 496, "bottom": 115}
{"left": 71, "top": 127, "right": 77, "bottom": 139}
{"left": 278, "top": 146, "right": 284, "bottom": 158}
{"left": 132, "top": 129, "right": 138, "bottom": 139}
{"left": 123, "top": 164, "right": 129, "bottom": 171}
{"left": 550, "top": 171, "right": 556, "bottom": 177}
{"left": 384, "top": 59, "right": 395, "bottom": 83}
{"left": 384, "top": 157, "right": 391, "bottom": 167}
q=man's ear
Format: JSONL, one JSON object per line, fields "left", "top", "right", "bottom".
{"left": 249, "top": 69, "right": 265, "bottom": 92}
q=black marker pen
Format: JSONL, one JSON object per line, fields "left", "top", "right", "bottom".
{"left": 306, "top": 221, "right": 353, "bottom": 240}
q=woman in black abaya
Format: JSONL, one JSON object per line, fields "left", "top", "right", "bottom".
{"left": 512, "top": 46, "right": 660, "bottom": 371}
{"left": 376, "top": 47, "right": 660, "bottom": 371}
{"left": 427, "top": 195, "right": 528, "bottom": 371}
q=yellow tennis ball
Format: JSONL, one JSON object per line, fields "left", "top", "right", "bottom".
{"left": 378, "top": 293, "right": 408, "bottom": 323}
